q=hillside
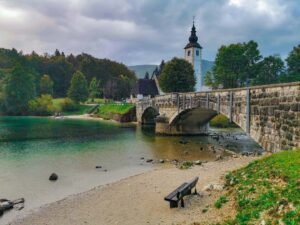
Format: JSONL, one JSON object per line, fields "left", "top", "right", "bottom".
{"left": 128, "top": 59, "right": 214, "bottom": 80}
{"left": 128, "top": 65, "right": 157, "bottom": 79}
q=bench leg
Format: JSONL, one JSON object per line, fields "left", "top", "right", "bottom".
{"left": 170, "top": 201, "right": 178, "bottom": 208}
{"left": 180, "top": 199, "right": 185, "bottom": 208}
{"left": 194, "top": 188, "right": 198, "bottom": 195}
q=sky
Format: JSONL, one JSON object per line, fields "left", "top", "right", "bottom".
{"left": 0, "top": 0, "right": 299, "bottom": 65}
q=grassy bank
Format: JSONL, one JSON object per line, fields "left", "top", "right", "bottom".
{"left": 52, "top": 98, "right": 93, "bottom": 115}
{"left": 216, "top": 150, "right": 300, "bottom": 225}
{"left": 210, "top": 114, "right": 239, "bottom": 128}
{"left": 97, "top": 103, "right": 135, "bottom": 120}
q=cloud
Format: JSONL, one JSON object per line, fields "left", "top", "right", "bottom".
{"left": 0, "top": 0, "right": 299, "bottom": 65}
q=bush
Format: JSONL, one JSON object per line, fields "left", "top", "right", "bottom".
{"left": 28, "top": 95, "right": 55, "bottom": 116}
{"left": 59, "top": 98, "right": 79, "bottom": 112}
{"left": 210, "top": 114, "right": 238, "bottom": 128}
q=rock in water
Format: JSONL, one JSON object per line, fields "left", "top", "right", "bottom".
{"left": 194, "top": 160, "right": 202, "bottom": 165}
{"left": 49, "top": 173, "right": 58, "bottom": 181}
{"left": 146, "top": 159, "right": 153, "bottom": 163}
{"left": 95, "top": 166, "right": 102, "bottom": 169}
{"left": 0, "top": 208, "right": 3, "bottom": 217}
{"left": 159, "top": 159, "right": 165, "bottom": 163}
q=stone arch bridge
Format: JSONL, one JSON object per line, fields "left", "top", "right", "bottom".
{"left": 136, "top": 82, "right": 300, "bottom": 152}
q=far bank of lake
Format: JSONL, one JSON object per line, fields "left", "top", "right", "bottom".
{"left": 0, "top": 116, "right": 262, "bottom": 224}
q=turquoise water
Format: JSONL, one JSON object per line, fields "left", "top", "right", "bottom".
{"left": 0, "top": 116, "right": 261, "bottom": 224}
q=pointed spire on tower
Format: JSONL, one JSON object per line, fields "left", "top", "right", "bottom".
{"left": 184, "top": 18, "right": 202, "bottom": 49}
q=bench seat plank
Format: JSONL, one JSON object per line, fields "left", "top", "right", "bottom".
{"left": 164, "top": 177, "right": 199, "bottom": 208}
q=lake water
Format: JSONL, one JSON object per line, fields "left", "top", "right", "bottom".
{"left": 0, "top": 116, "right": 262, "bottom": 224}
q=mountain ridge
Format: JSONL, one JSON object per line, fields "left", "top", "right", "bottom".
{"left": 128, "top": 59, "right": 214, "bottom": 79}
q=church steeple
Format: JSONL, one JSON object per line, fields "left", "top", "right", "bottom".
{"left": 184, "top": 20, "right": 204, "bottom": 91}
{"left": 184, "top": 21, "right": 202, "bottom": 49}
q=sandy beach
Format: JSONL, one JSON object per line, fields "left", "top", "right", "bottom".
{"left": 10, "top": 156, "right": 257, "bottom": 225}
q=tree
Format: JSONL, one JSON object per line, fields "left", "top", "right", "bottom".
{"left": 286, "top": 44, "right": 300, "bottom": 80}
{"left": 68, "top": 71, "right": 89, "bottom": 103}
{"left": 204, "top": 71, "right": 218, "bottom": 89}
{"left": 40, "top": 74, "right": 54, "bottom": 95}
{"left": 144, "top": 72, "right": 150, "bottom": 79}
{"left": 28, "top": 94, "right": 55, "bottom": 116}
{"left": 89, "top": 77, "right": 100, "bottom": 102}
{"left": 208, "top": 41, "right": 262, "bottom": 89}
{"left": 252, "top": 55, "right": 284, "bottom": 85}
{"left": 159, "top": 58, "right": 196, "bottom": 92}
{"left": 4, "top": 64, "right": 36, "bottom": 115}
{"left": 158, "top": 60, "right": 165, "bottom": 74}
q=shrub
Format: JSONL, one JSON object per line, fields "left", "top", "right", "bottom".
{"left": 210, "top": 114, "right": 238, "bottom": 128}
{"left": 59, "top": 98, "right": 79, "bottom": 112}
{"left": 28, "top": 95, "right": 55, "bottom": 116}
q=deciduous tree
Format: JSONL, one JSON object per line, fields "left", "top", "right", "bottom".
{"left": 68, "top": 71, "right": 89, "bottom": 103}
{"left": 4, "top": 64, "right": 36, "bottom": 115}
{"left": 159, "top": 58, "right": 196, "bottom": 92}
{"left": 40, "top": 74, "right": 54, "bottom": 95}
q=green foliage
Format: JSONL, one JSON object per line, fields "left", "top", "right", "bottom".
{"left": 159, "top": 57, "right": 196, "bottom": 92}
{"left": 28, "top": 95, "right": 55, "bottom": 116}
{"left": 252, "top": 55, "right": 284, "bottom": 85}
{"left": 4, "top": 64, "right": 36, "bottom": 115}
{"left": 58, "top": 98, "right": 79, "bottom": 112}
{"left": 0, "top": 48, "right": 136, "bottom": 99}
{"left": 207, "top": 41, "right": 262, "bottom": 88}
{"left": 179, "top": 161, "right": 194, "bottom": 170}
{"left": 68, "top": 71, "right": 89, "bottom": 103}
{"left": 40, "top": 74, "right": 54, "bottom": 95}
{"left": 97, "top": 103, "right": 135, "bottom": 119}
{"left": 215, "top": 196, "right": 228, "bottom": 209}
{"left": 286, "top": 44, "right": 300, "bottom": 76}
{"left": 89, "top": 77, "right": 101, "bottom": 102}
{"left": 210, "top": 114, "right": 238, "bottom": 128}
{"left": 221, "top": 150, "right": 300, "bottom": 224}
{"left": 97, "top": 103, "right": 135, "bottom": 118}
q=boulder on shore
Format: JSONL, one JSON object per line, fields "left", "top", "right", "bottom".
{"left": 49, "top": 173, "right": 58, "bottom": 181}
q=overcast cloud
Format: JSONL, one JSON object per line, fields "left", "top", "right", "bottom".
{"left": 0, "top": 0, "right": 299, "bottom": 65}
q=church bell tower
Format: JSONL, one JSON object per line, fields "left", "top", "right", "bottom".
{"left": 184, "top": 21, "right": 203, "bottom": 91}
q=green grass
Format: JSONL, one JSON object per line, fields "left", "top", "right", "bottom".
{"left": 85, "top": 98, "right": 114, "bottom": 104}
{"left": 52, "top": 98, "right": 93, "bottom": 115}
{"left": 210, "top": 114, "right": 238, "bottom": 128}
{"left": 219, "top": 150, "right": 300, "bottom": 225}
{"left": 52, "top": 98, "right": 65, "bottom": 109}
{"left": 215, "top": 196, "right": 229, "bottom": 209}
{"left": 97, "top": 103, "right": 135, "bottom": 119}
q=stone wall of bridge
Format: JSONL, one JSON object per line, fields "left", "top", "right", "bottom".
{"left": 136, "top": 82, "right": 300, "bottom": 152}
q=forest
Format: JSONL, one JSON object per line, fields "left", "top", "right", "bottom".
{"left": 0, "top": 48, "right": 136, "bottom": 98}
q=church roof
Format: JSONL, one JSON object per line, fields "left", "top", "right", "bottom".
{"left": 184, "top": 23, "right": 202, "bottom": 49}
{"left": 131, "top": 79, "right": 159, "bottom": 97}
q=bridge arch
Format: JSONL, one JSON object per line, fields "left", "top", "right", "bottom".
{"left": 141, "top": 106, "right": 159, "bottom": 124}
{"left": 136, "top": 82, "right": 300, "bottom": 151}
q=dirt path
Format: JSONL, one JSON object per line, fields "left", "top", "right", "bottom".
{"left": 11, "top": 157, "right": 257, "bottom": 225}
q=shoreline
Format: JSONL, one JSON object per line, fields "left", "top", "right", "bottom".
{"left": 10, "top": 156, "right": 259, "bottom": 225}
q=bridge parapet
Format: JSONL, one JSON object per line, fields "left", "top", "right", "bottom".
{"left": 136, "top": 82, "right": 300, "bottom": 152}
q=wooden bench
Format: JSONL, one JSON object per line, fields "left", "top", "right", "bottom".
{"left": 164, "top": 177, "right": 199, "bottom": 208}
